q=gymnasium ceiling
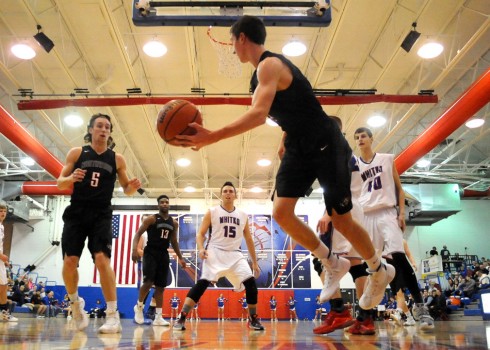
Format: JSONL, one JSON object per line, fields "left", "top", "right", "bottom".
{"left": 0, "top": 0, "right": 489, "bottom": 204}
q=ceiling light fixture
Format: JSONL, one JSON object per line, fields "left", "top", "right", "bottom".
{"left": 176, "top": 158, "right": 191, "bottom": 167}
{"left": 282, "top": 40, "right": 307, "bottom": 57}
{"left": 417, "top": 42, "right": 443, "bottom": 59}
{"left": 401, "top": 22, "right": 421, "bottom": 53}
{"left": 21, "top": 157, "right": 35, "bottom": 166}
{"left": 33, "top": 25, "right": 54, "bottom": 53}
{"left": 11, "top": 44, "right": 36, "bottom": 60}
{"left": 367, "top": 115, "right": 386, "bottom": 127}
{"left": 416, "top": 159, "right": 430, "bottom": 168}
{"left": 257, "top": 159, "right": 271, "bottom": 167}
{"left": 250, "top": 187, "right": 263, "bottom": 193}
{"left": 64, "top": 113, "right": 83, "bottom": 127}
{"left": 143, "top": 40, "right": 167, "bottom": 57}
{"left": 465, "top": 118, "right": 485, "bottom": 129}
{"left": 184, "top": 186, "right": 196, "bottom": 193}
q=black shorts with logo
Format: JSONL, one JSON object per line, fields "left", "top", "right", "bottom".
{"left": 61, "top": 204, "right": 113, "bottom": 260}
{"left": 276, "top": 133, "right": 353, "bottom": 216}
{"left": 143, "top": 248, "right": 170, "bottom": 288}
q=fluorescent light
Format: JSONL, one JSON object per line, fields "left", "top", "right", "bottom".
{"left": 184, "top": 186, "right": 196, "bottom": 193}
{"left": 11, "top": 44, "right": 36, "bottom": 60}
{"left": 465, "top": 118, "right": 484, "bottom": 129}
{"left": 143, "top": 40, "right": 167, "bottom": 57}
{"left": 416, "top": 159, "right": 430, "bottom": 168}
{"left": 417, "top": 42, "right": 443, "bottom": 59}
{"left": 250, "top": 187, "right": 263, "bottom": 193}
{"left": 176, "top": 158, "right": 191, "bottom": 167}
{"left": 64, "top": 114, "right": 83, "bottom": 127}
{"left": 282, "top": 41, "right": 306, "bottom": 57}
{"left": 266, "top": 118, "right": 278, "bottom": 127}
{"left": 21, "top": 157, "right": 35, "bottom": 166}
{"left": 367, "top": 115, "right": 386, "bottom": 127}
{"left": 257, "top": 159, "right": 271, "bottom": 167}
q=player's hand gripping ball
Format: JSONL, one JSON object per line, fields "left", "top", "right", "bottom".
{"left": 156, "top": 100, "right": 202, "bottom": 146}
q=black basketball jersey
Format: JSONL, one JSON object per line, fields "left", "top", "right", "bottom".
{"left": 71, "top": 145, "right": 117, "bottom": 207}
{"left": 250, "top": 51, "right": 340, "bottom": 153}
{"left": 146, "top": 214, "right": 174, "bottom": 251}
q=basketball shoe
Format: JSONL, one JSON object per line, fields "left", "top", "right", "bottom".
{"left": 173, "top": 312, "right": 187, "bottom": 331}
{"left": 359, "top": 262, "right": 395, "bottom": 309}
{"left": 404, "top": 314, "right": 416, "bottom": 326}
{"left": 320, "top": 255, "right": 350, "bottom": 302}
{"left": 347, "top": 318, "right": 376, "bottom": 335}
{"left": 412, "top": 304, "right": 434, "bottom": 331}
{"left": 98, "top": 310, "right": 122, "bottom": 334}
{"left": 133, "top": 304, "right": 144, "bottom": 325}
{"left": 390, "top": 309, "right": 404, "bottom": 327}
{"left": 1, "top": 310, "right": 18, "bottom": 322}
{"left": 153, "top": 313, "right": 170, "bottom": 326}
{"left": 71, "top": 298, "right": 89, "bottom": 331}
{"left": 313, "top": 308, "right": 355, "bottom": 334}
{"left": 248, "top": 314, "right": 265, "bottom": 330}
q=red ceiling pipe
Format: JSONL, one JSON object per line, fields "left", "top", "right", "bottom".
{"left": 17, "top": 94, "right": 438, "bottom": 110}
{"left": 0, "top": 105, "right": 64, "bottom": 178}
{"left": 22, "top": 182, "right": 72, "bottom": 195}
{"left": 395, "top": 67, "right": 490, "bottom": 175}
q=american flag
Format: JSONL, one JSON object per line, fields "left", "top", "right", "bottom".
{"left": 93, "top": 213, "right": 143, "bottom": 285}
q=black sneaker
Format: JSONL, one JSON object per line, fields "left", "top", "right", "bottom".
{"left": 248, "top": 315, "right": 264, "bottom": 331}
{"left": 173, "top": 313, "right": 187, "bottom": 331}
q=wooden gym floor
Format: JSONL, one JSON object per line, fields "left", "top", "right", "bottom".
{"left": 0, "top": 317, "right": 488, "bottom": 349}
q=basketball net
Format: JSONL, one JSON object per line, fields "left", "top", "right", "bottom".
{"left": 207, "top": 27, "right": 242, "bottom": 79}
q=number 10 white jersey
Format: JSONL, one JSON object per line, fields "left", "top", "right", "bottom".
{"left": 207, "top": 205, "right": 249, "bottom": 251}
{"left": 358, "top": 153, "right": 397, "bottom": 213}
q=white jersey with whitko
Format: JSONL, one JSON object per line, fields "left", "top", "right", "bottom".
{"left": 201, "top": 205, "right": 253, "bottom": 292}
{"left": 358, "top": 153, "right": 403, "bottom": 255}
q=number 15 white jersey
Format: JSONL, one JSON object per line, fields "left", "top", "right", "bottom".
{"left": 207, "top": 205, "right": 249, "bottom": 251}
{"left": 358, "top": 153, "right": 397, "bottom": 213}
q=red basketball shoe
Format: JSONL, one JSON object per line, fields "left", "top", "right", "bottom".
{"left": 313, "top": 309, "right": 355, "bottom": 334}
{"left": 347, "top": 318, "right": 376, "bottom": 335}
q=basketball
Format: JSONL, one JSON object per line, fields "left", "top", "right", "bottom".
{"left": 156, "top": 100, "right": 202, "bottom": 146}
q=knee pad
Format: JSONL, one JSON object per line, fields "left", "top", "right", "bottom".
{"left": 313, "top": 257, "right": 323, "bottom": 277}
{"left": 243, "top": 277, "right": 258, "bottom": 305}
{"left": 349, "top": 263, "right": 369, "bottom": 281}
{"left": 187, "top": 279, "right": 209, "bottom": 303}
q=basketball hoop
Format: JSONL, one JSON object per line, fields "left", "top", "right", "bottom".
{"left": 207, "top": 27, "right": 242, "bottom": 79}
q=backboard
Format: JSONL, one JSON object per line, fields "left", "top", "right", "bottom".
{"left": 133, "top": 0, "right": 331, "bottom": 27}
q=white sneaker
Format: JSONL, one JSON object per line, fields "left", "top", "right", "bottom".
{"left": 391, "top": 309, "right": 403, "bottom": 327}
{"left": 98, "top": 310, "right": 122, "bottom": 334}
{"left": 413, "top": 304, "right": 434, "bottom": 331}
{"left": 71, "top": 298, "right": 89, "bottom": 331}
{"left": 1, "top": 310, "right": 18, "bottom": 322}
{"left": 359, "top": 263, "right": 395, "bottom": 309}
{"left": 67, "top": 315, "right": 72, "bottom": 320}
{"left": 153, "top": 314, "right": 170, "bottom": 326}
{"left": 320, "top": 255, "right": 350, "bottom": 302}
{"left": 134, "top": 304, "right": 144, "bottom": 325}
{"left": 404, "top": 315, "right": 416, "bottom": 326}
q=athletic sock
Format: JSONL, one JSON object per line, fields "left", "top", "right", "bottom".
{"left": 312, "top": 242, "right": 331, "bottom": 260}
{"left": 365, "top": 254, "right": 381, "bottom": 271}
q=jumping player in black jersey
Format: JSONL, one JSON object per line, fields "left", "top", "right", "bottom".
{"left": 57, "top": 113, "right": 141, "bottom": 334}
{"left": 175, "top": 15, "right": 394, "bottom": 311}
{"left": 131, "top": 195, "right": 186, "bottom": 326}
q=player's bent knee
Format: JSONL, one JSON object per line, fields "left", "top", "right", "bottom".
{"left": 187, "top": 279, "right": 209, "bottom": 303}
{"left": 349, "top": 263, "right": 369, "bottom": 281}
{"left": 243, "top": 277, "right": 258, "bottom": 305}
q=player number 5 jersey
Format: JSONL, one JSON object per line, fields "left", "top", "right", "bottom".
{"left": 207, "top": 206, "right": 248, "bottom": 251}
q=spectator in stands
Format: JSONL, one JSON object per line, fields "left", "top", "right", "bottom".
{"left": 10, "top": 284, "right": 26, "bottom": 306}
{"left": 440, "top": 245, "right": 450, "bottom": 271}
{"left": 445, "top": 278, "right": 456, "bottom": 297}
{"left": 46, "top": 291, "right": 61, "bottom": 317}
{"left": 429, "top": 247, "right": 438, "bottom": 256}
{"left": 30, "top": 291, "right": 47, "bottom": 318}
{"left": 422, "top": 290, "right": 433, "bottom": 307}
{"left": 454, "top": 253, "right": 464, "bottom": 270}
{"left": 477, "top": 268, "right": 490, "bottom": 290}
{"left": 457, "top": 275, "right": 476, "bottom": 299}
{"left": 428, "top": 289, "right": 447, "bottom": 320}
